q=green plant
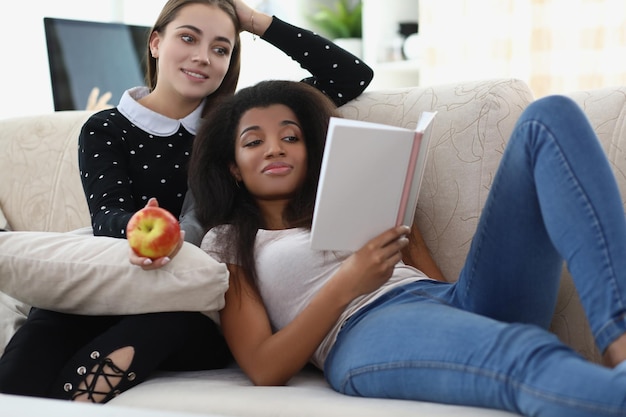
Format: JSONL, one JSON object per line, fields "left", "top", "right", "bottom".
{"left": 310, "top": 0, "right": 362, "bottom": 39}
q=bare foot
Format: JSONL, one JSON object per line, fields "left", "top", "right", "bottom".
{"left": 603, "top": 333, "right": 626, "bottom": 368}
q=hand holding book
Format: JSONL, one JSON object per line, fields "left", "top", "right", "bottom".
{"left": 310, "top": 111, "right": 437, "bottom": 251}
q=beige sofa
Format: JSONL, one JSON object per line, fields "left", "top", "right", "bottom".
{"left": 1, "top": 78, "right": 626, "bottom": 416}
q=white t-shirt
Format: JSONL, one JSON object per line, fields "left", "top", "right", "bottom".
{"left": 201, "top": 226, "right": 430, "bottom": 368}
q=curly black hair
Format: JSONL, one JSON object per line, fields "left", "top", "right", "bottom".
{"left": 188, "top": 80, "right": 340, "bottom": 285}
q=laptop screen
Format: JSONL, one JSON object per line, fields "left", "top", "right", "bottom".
{"left": 44, "top": 17, "right": 150, "bottom": 111}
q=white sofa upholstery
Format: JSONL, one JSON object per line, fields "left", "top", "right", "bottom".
{"left": 2, "top": 78, "right": 626, "bottom": 416}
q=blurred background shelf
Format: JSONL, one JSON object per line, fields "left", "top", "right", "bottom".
{"left": 362, "top": 0, "right": 420, "bottom": 90}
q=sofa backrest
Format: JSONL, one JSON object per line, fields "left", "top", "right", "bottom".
{"left": 0, "top": 79, "right": 535, "bottom": 282}
{"left": 564, "top": 86, "right": 626, "bottom": 210}
{"left": 5, "top": 80, "right": 626, "bottom": 363}
{"left": 339, "top": 78, "right": 534, "bottom": 280}
{"left": 0, "top": 110, "right": 93, "bottom": 233}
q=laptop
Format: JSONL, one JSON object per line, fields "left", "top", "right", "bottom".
{"left": 44, "top": 17, "right": 150, "bottom": 111}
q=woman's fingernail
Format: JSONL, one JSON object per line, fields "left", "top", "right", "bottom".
{"left": 162, "top": 257, "right": 171, "bottom": 265}
{"left": 143, "top": 258, "right": 153, "bottom": 265}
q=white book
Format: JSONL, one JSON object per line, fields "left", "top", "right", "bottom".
{"left": 310, "top": 112, "right": 437, "bottom": 251}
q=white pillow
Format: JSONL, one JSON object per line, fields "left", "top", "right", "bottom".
{"left": 0, "top": 230, "right": 229, "bottom": 317}
{"left": 0, "top": 292, "right": 29, "bottom": 355}
{"left": 0, "top": 204, "right": 10, "bottom": 231}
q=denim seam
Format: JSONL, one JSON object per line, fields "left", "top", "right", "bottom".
{"left": 342, "top": 360, "right": 626, "bottom": 416}
{"left": 596, "top": 312, "right": 626, "bottom": 353}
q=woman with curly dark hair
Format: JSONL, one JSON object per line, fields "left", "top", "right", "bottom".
{"left": 191, "top": 79, "right": 626, "bottom": 417}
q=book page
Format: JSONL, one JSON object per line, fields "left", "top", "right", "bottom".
{"left": 400, "top": 111, "right": 437, "bottom": 226}
{"left": 310, "top": 113, "right": 436, "bottom": 251}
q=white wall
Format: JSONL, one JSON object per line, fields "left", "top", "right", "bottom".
{"left": 0, "top": 0, "right": 309, "bottom": 121}
{"left": 0, "top": 0, "right": 164, "bottom": 120}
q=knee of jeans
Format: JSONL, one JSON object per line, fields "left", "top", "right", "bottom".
{"left": 530, "top": 95, "right": 578, "bottom": 113}
{"left": 522, "top": 95, "right": 585, "bottom": 129}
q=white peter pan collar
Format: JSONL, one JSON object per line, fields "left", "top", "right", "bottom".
{"left": 117, "top": 86, "right": 205, "bottom": 136}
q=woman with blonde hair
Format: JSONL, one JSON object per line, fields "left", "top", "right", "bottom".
{"left": 0, "top": 0, "right": 373, "bottom": 403}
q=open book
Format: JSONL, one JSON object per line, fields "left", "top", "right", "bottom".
{"left": 310, "top": 112, "right": 437, "bottom": 251}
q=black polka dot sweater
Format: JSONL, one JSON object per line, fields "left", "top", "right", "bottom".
{"left": 78, "top": 16, "right": 374, "bottom": 239}
{"left": 79, "top": 88, "right": 200, "bottom": 237}
{"left": 263, "top": 17, "right": 374, "bottom": 107}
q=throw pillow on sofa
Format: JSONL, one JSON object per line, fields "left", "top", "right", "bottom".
{"left": 0, "top": 205, "right": 10, "bottom": 231}
{"left": 0, "top": 230, "right": 229, "bottom": 317}
{"left": 0, "top": 292, "right": 29, "bottom": 355}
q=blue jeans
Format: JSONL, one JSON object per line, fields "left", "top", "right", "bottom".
{"left": 324, "top": 96, "right": 626, "bottom": 416}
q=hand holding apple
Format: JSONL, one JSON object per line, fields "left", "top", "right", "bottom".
{"left": 127, "top": 203, "right": 181, "bottom": 260}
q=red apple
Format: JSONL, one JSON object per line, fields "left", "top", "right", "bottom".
{"left": 126, "top": 206, "right": 181, "bottom": 259}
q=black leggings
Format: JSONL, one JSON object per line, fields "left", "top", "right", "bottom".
{"left": 0, "top": 308, "right": 231, "bottom": 401}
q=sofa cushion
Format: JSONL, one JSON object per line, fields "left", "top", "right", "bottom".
{"left": 0, "top": 228, "right": 228, "bottom": 325}
{"left": 109, "top": 367, "right": 514, "bottom": 417}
